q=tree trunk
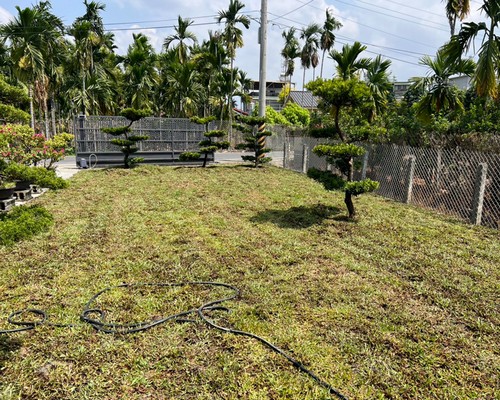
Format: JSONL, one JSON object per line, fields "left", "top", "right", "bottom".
{"left": 228, "top": 57, "right": 234, "bottom": 146}
{"left": 344, "top": 190, "right": 355, "bottom": 219}
{"left": 302, "top": 67, "right": 306, "bottom": 105}
{"left": 320, "top": 49, "right": 326, "bottom": 78}
{"left": 44, "top": 98, "right": 50, "bottom": 139}
{"left": 51, "top": 97, "right": 57, "bottom": 137}
{"left": 29, "top": 85, "right": 35, "bottom": 129}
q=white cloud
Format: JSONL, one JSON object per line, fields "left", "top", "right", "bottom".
{"left": 0, "top": 7, "right": 13, "bottom": 25}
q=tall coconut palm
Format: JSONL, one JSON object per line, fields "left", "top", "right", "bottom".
{"left": 164, "top": 16, "right": 198, "bottom": 64}
{"left": 300, "top": 23, "right": 321, "bottom": 105}
{"left": 443, "top": 0, "right": 471, "bottom": 36}
{"left": 330, "top": 41, "right": 372, "bottom": 80}
{"left": 365, "top": 55, "right": 392, "bottom": 121}
{"left": 319, "top": 9, "right": 342, "bottom": 78}
{"left": 411, "top": 50, "right": 475, "bottom": 119}
{"left": 281, "top": 28, "right": 300, "bottom": 105}
{"left": 442, "top": 0, "right": 500, "bottom": 99}
{"left": 121, "top": 33, "right": 158, "bottom": 110}
{"left": 217, "top": 0, "right": 250, "bottom": 136}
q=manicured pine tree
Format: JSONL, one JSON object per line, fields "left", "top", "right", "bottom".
{"left": 234, "top": 115, "right": 272, "bottom": 167}
{"left": 102, "top": 108, "right": 150, "bottom": 168}
{"left": 179, "top": 116, "right": 230, "bottom": 167}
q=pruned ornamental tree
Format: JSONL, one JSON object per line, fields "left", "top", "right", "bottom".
{"left": 306, "top": 77, "right": 379, "bottom": 218}
{"left": 102, "top": 108, "right": 150, "bottom": 168}
{"left": 179, "top": 116, "right": 230, "bottom": 167}
{"left": 234, "top": 116, "right": 272, "bottom": 167}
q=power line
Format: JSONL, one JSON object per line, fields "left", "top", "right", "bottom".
{"left": 269, "top": 0, "right": 315, "bottom": 23}
{"left": 334, "top": 0, "right": 449, "bottom": 32}
{"left": 291, "top": 0, "right": 440, "bottom": 50}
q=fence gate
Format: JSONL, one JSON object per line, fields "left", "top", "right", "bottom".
{"left": 73, "top": 116, "right": 213, "bottom": 166}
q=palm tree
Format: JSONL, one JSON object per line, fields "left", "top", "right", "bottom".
{"left": 217, "top": 0, "right": 250, "bottom": 137}
{"left": 165, "top": 61, "right": 203, "bottom": 118}
{"left": 444, "top": 0, "right": 471, "bottom": 36}
{"left": 191, "top": 31, "right": 230, "bottom": 118}
{"left": 300, "top": 23, "right": 321, "bottom": 104}
{"left": 319, "top": 9, "right": 342, "bottom": 78}
{"left": 281, "top": 28, "right": 300, "bottom": 105}
{"left": 0, "top": 2, "right": 65, "bottom": 136}
{"left": 121, "top": 33, "right": 158, "bottom": 110}
{"left": 365, "top": 55, "right": 392, "bottom": 121}
{"left": 164, "top": 16, "right": 198, "bottom": 64}
{"left": 411, "top": 50, "right": 475, "bottom": 119}
{"left": 330, "top": 41, "right": 372, "bottom": 80}
{"left": 442, "top": 0, "right": 500, "bottom": 99}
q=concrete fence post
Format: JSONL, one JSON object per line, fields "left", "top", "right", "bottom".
{"left": 470, "top": 163, "right": 488, "bottom": 225}
{"left": 404, "top": 155, "right": 416, "bottom": 204}
{"left": 302, "top": 144, "right": 309, "bottom": 174}
{"left": 361, "top": 150, "right": 369, "bottom": 180}
{"left": 283, "top": 142, "right": 287, "bottom": 169}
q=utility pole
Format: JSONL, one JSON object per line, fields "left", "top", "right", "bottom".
{"left": 258, "top": 0, "right": 267, "bottom": 118}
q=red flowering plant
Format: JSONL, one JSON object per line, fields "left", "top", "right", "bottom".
{"left": 0, "top": 124, "right": 72, "bottom": 169}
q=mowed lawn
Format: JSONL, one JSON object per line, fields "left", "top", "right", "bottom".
{"left": 0, "top": 165, "right": 498, "bottom": 400}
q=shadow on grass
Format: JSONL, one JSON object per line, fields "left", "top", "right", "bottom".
{"left": 0, "top": 336, "right": 22, "bottom": 369}
{"left": 250, "top": 204, "right": 343, "bottom": 229}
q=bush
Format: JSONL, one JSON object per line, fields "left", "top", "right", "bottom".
{"left": 281, "top": 103, "right": 310, "bottom": 126}
{"left": 0, "top": 205, "right": 53, "bottom": 246}
{"left": 2, "top": 163, "right": 68, "bottom": 189}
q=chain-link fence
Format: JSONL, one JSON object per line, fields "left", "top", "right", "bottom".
{"left": 281, "top": 136, "right": 500, "bottom": 230}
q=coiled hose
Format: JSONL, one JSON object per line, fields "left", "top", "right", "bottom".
{"left": 1, "top": 281, "right": 348, "bottom": 400}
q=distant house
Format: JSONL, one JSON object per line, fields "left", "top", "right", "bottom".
{"left": 392, "top": 76, "right": 472, "bottom": 101}
{"left": 393, "top": 81, "right": 411, "bottom": 100}
{"left": 287, "top": 91, "right": 318, "bottom": 111}
{"left": 246, "top": 80, "right": 293, "bottom": 113}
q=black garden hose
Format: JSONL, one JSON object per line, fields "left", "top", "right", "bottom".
{"left": 1, "top": 281, "right": 348, "bottom": 400}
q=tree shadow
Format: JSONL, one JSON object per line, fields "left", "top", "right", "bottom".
{"left": 0, "top": 335, "right": 22, "bottom": 369}
{"left": 250, "top": 204, "right": 343, "bottom": 229}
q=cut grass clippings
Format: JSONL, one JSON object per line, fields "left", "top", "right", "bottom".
{"left": 0, "top": 164, "right": 498, "bottom": 399}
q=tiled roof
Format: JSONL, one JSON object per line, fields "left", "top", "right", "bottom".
{"left": 288, "top": 91, "right": 318, "bottom": 109}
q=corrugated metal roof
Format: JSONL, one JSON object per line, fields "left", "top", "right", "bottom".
{"left": 288, "top": 91, "right": 318, "bottom": 109}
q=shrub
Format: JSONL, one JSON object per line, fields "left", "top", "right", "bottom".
{"left": 0, "top": 205, "right": 53, "bottom": 246}
{"left": 2, "top": 163, "right": 68, "bottom": 189}
{"left": 281, "top": 103, "right": 310, "bottom": 126}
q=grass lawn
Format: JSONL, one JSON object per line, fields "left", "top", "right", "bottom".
{"left": 0, "top": 165, "right": 498, "bottom": 399}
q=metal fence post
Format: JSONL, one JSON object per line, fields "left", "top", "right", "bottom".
{"left": 470, "top": 163, "right": 488, "bottom": 225}
{"left": 361, "top": 150, "right": 369, "bottom": 180}
{"left": 302, "top": 144, "right": 309, "bottom": 174}
{"left": 404, "top": 155, "right": 416, "bottom": 204}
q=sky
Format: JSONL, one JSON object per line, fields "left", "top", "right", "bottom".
{"left": 0, "top": 0, "right": 488, "bottom": 89}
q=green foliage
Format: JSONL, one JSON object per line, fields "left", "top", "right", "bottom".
{"left": 102, "top": 108, "right": 149, "bottom": 168}
{"left": 102, "top": 127, "right": 131, "bottom": 136}
{"left": 0, "top": 103, "right": 30, "bottom": 124}
{"left": 264, "top": 106, "right": 291, "bottom": 126}
{"left": 0, "top": 205, "right": 53, "bottom": 246}
{"left": 344, "top": 179, "right": 379, "bottom": 196}
{"left": 281, "top": 103, "right": 310, "bottom": 126}
{"left": 179, "top": 152, "right": 201, "bottom": 161}
{"left": 308, "top": 126, "right": 336, "bottom": 138}
{"left": 120, "top": 108, "right": 151, "bottom": 122}
{"left": 307, "top": 167, "right": 345, "bottom": 190}
{"left": 190, "top": 116, "right": 216, "bottom": 125}
{"left": 204, "top": 130, "right": 226, "bottom": 138}
{"left": 0, "top": 75, "right": 29, "bottom": 124}
{"left": 235, "top": 117, "right": 272, "bottom": 168}
{"left": 2, "top": 163, "right": 68, "bottom": 189}
{"left": 313, "top": 143, "right": 366, "bottom": 159}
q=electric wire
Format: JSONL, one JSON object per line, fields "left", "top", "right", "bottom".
{"left": 0, "top": 281, "right": 348, "bottom": 400}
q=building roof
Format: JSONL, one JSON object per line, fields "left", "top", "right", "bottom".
{"left": 288, "top": 91, "right": 318, "bottom": 109}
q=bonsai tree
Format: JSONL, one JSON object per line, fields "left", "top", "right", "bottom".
{"left": 179, "top": 116, "right": 230, "bottom": 167}
{"left": 0, "top": 74, "right": 30, "bottom": 124}
{"left": 306, "top": 77, "right": 379, "bottom": 218}
{"left": 102, "top": 108, "right": 150, "bottom": 168}
{"left": 234, "top": 115, "right": 272, "bottom": 167}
